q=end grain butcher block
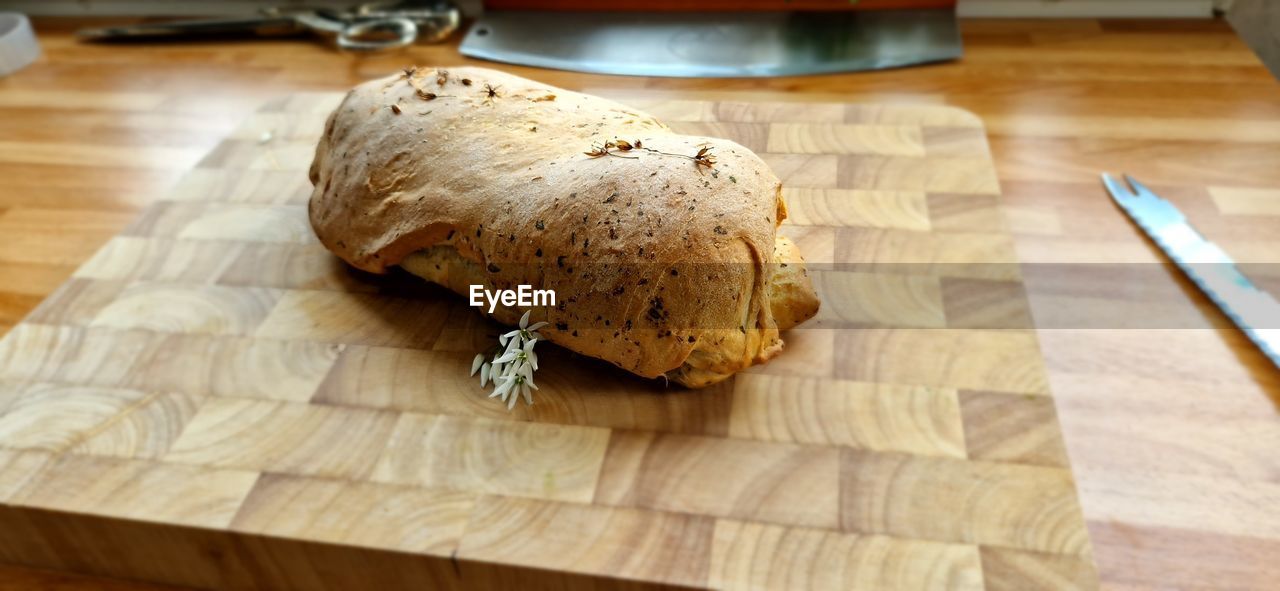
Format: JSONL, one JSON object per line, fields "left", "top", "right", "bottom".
{"left": 0, "top": 93, "right": 1097, "bottom": 590}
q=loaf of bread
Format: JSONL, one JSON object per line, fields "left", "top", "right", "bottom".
{"left": 308, "top": 67, "right": 819, "bottom": 387}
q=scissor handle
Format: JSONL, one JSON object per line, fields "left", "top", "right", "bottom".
{"left": 293, "top": 12, "right": 418, "bottom": 52}
{"left": 355, "top": 1, "right": 461, "bottom": 44}
{"left": 336, "top": 17, "right": 418, "bottom": 52}
{"left": 76, "top": 16, "right": 304, "bottom": 40}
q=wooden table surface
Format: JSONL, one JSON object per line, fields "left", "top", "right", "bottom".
{"left": 1, "top": 16, "right": 1277, "bottom": 590}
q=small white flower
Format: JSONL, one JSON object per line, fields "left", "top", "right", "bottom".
{"left": 514, "top": 310, "right": 549, "bottom": 342}
{"left": 471, "top": 311, "right": 544, "bottom": 410}
{"left": 508, "top": 383, "right": 521, "bottom": 409}
{"left": 492, "top": 375, "right": 515, "bottom": 400}
{"left": 493, "top": 350, "right": 518, "bottom": 365}
{"left": 522, "top": 337, "right": 537, "bottom": 368}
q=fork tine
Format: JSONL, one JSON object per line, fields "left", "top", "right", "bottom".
{"left": 1101, "top": 172, "right": 1135, "bottom": 199}
{"left": 1123, "top": 174, "right": 1158, "bottom": 199}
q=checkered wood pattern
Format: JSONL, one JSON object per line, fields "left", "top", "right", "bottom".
{"left": 0, "top": 94, "right": 1097, "bottom": 590}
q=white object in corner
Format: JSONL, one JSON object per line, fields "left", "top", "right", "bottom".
{"left": 959, "top": 0, "right": 1215, "bottom": 18}
{"left": 0, "top": 13, "right": 40, "bottom": 77}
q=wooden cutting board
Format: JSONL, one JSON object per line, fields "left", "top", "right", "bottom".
{"left": 0, "top": 93, "right": 1097, "bottom": 590}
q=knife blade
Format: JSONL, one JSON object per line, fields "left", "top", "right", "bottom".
{"left": 1103, "top": 173, "right": 1280, "bottom": 369}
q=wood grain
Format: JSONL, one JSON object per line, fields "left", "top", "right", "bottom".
{"left": 781, "top": 188, "right": 932, "bottom": 230}
{"left": 709, "top": 520, "right": 984, "bottom": 591}
{"left": 458, "top": 495, "right": 715, "bottom": 588}
{"left": 371, "top": 414, "right": 611, "bottom": 503}
{"left": 839, "top": 450, "right": 1090, "bottom": 555}
{"left": 834, "top": 329, "right": 1050, "bottom": 394}
{"left": 231, "top": 474, "right": 474, "bottom": 554}
{"left": 0, "top": 325, "right": 341, "bottom": 402}
{"left": 595, "top": 431, "right": 843, "bottom": 529}
{"left": 958, "top": 390, "right": 1071, "bottom": 468}
{"left": 254, "top": 290, "right": 449, "bottom": 348}
{"left": 979, "top": 547, "right": 1099, "bottom": 591}
{"left": 728, "top": 374, "right": 966, "bottom": 458}
{"left": 0, "top": 15, "right": 1274, "bottom": 590}
{"left": 163, "top": 398, "right": 399, "bottom": 480}
{"left": 9, "top": 454, "right": 258, "bottom": 529}
{"left": 0, "top": 382, "right": 170, "bottom": 454}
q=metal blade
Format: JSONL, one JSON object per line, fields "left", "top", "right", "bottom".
{"left": 459, "top": 9, "right": 961, "bottom": 78}
{"left": 1104, "top": 174, "right": 1280, "bottom": 369}
{"left": 1101, "top": 172, "right": 1134, "bottom": 199}
{"left": 1123, "top": 174, "right": 1160, "bottom": 199}
{"left": 1103, "top": 172, "right": 1186, "bottom": 231}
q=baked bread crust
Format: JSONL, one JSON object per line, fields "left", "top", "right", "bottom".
{"left": 308, "top": 66, "right": 818, "bottom": 386}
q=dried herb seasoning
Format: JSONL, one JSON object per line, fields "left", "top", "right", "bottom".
{"left": 692, "top": 146, "right": 716, "bottom": 172}
{"left": 482, "top": 83, "right": 502, "bottom": 105}
{"left": 585, "top": 139, "right": 718, "bottom": 173}
{"left": 584, "top": 140, "right": 638, "bottom": 159}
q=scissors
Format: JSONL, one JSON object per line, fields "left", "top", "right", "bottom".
{"left": 76, "top": 1, "right": 460, "bottom": 52}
